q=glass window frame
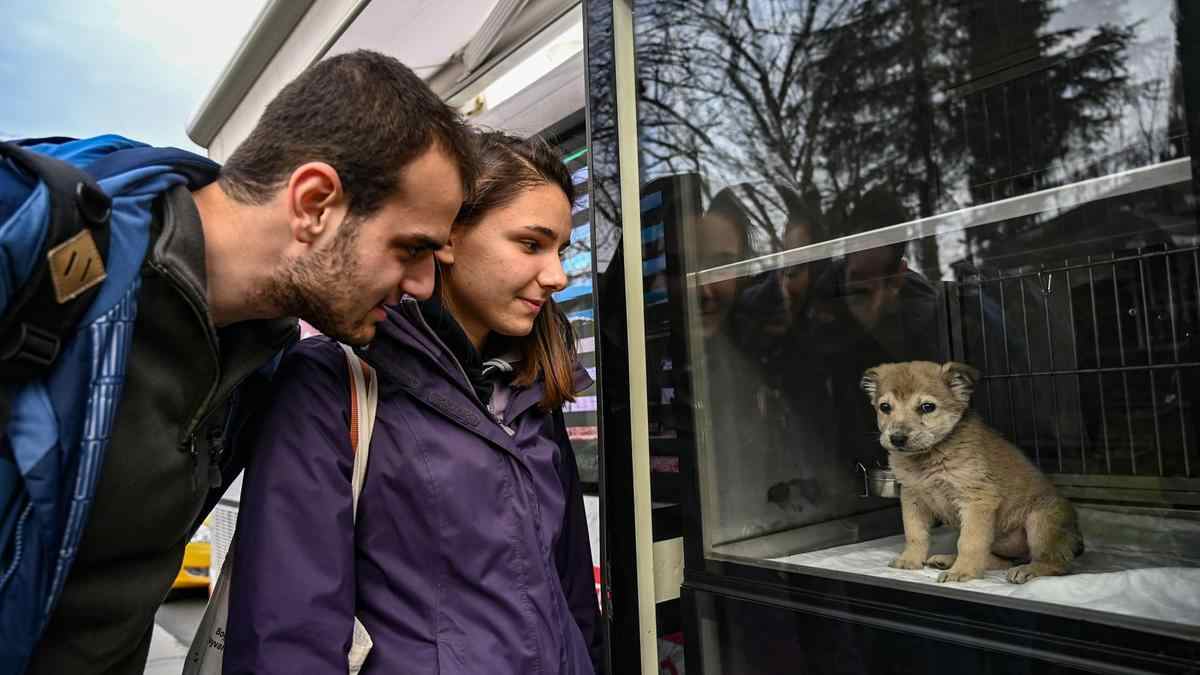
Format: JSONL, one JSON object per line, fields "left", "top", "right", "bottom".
{"left": 584, "top": 0, "right": 1200, "bottom": 672}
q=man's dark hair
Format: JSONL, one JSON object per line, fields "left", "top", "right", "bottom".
{"left": 780, "top": 185, "right": 825, "bottom": 244}
{"left": 849, "top": 186, "right": 910, "bottom": 273}
{"left": 220, "top": 49, "right": 475, "bottom": 217}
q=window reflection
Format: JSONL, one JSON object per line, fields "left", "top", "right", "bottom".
{"left": 636, "top": 0, "right": 1199, "bottom": 628}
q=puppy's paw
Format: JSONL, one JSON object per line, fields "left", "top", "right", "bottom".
{"left": 924, "top": 554, "right": 956, "bottom": 570}
{"left": 1006, "top": 564, "right": 1043, "bottom": 584}
{"left": 936, "top": 566, "right": 981, "bottom": 583}
{"left": 888, "top": 555, "right": 924, "bottom": 570}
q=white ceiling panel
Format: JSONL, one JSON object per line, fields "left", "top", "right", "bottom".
{"left": 324, "top": 0, "right": 502, "bottom": 78}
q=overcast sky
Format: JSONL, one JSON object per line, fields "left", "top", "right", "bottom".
{"left": 0, "top": 0, "right": 268, "bottom": 153}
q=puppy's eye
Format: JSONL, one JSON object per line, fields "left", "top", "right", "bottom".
{"left": 920, "top": 402, "right": 937, "bottom": 414}
{"left": 879, "top": 402, "right": 892, "bottom": 414}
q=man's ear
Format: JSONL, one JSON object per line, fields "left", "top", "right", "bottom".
{"left": 941, "top": 361, "right": 979, "bottom": 404}
{"left": 860, "top": 366, "right": 881, "bottom": 400}
{"left": 886, "top": 258, "right": 908, "bottom": 292}
{"left": 286, "top": 162, "right": 344, "bottom": 244}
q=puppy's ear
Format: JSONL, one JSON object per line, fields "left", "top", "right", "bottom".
{"left": 941, "top": 362, "right": 979, "bottom": 403}
{"left": 860, "top": 367, "right": 881, "bottom": 400}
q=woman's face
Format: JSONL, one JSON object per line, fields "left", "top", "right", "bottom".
{"left": 695, "top": 212, "right": 743, "bottom": 338}
{"left": 437, "top": 183, "right": 572, "bottom": 348}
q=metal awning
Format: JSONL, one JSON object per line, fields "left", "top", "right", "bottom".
{"left": 187, "top": 0, "right": 579, "bottom": 147}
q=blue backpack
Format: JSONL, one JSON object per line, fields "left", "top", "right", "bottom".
{"left": 0, "top": 136, "right": 222, "bottom": 672}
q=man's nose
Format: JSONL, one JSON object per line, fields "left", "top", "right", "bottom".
{"left": 399, "top": 256, "right": 437, "bottom": 301}
{"left": 889, "top": 432, "right": 908, "bottom": 448}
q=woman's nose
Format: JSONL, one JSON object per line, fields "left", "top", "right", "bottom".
{"left": 540, "top": 255, "right": 568, "bottom": 292}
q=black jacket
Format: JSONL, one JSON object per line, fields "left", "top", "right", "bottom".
{"left": 25, "top": 185, "right": 296, "bottom": 674}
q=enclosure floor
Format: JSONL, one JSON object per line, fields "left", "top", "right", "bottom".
{"left": 771, "top": 507, "right": 1200, "bottom": 627}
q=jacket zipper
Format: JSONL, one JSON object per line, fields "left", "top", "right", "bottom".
{"left": 205, "top": 407, "right": 228, "bottom": 488}
{"left": 404, "top": 300, "right": 556, "bottom": 669}
{"left": 145, "top": 253, "right": 231, "bottom": 492}
{"left": 148, "top": 195, "right": 293, "bottom": 492}
{"left": 402, "top": 298, "right": 516, "bottom": 434}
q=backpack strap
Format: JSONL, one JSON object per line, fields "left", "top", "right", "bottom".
{"left": 0, "top": 142, "right": 112, "bottom": 380}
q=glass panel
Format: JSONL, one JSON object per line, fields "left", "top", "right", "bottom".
{"left": 634, "top": 0, "right": 1199, "bottom": 629}
{"left": 688, "top": 589, "right": 1069, "bottom": 674}
{"left": 554, "top": 131, "right": 602, "bottom": 487}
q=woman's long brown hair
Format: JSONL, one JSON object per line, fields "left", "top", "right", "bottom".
{"left": 449, "top": 131, "right": 579, "bottom": 409}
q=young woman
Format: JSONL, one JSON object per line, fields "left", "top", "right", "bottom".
{"left": 224, "top": 132, "right": 598, "bottom": 674}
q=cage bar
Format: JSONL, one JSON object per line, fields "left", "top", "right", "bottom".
{"left": 1087, "top": 257, "right": 1113, "bottom": 473}
{"left": 1112, "top": 258, "right": 1138, "bottom": 473}
{"left": 1136, "top": 251, "right": 1165, "bottom": 476}
{"left": 978, "top": 280, "right": 995, "bottom": 422}
{"left": 1164, "top": 251, "right": 1190, "bottom": 477}
{"left": 998, "top": 279, "right": 1020, "bottom": 439}
{"left": 1039, "top": 268, "right": 1064, "bottom": 471}
{"left": 1064, "top": 265, "right": 1087, "bottom": 473}
{"left": 1019, "top": 277, "right": 1041, "bottom": 465}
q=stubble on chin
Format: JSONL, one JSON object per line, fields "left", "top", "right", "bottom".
{"left": 261, "top": 258, "right": 366, "bottom": 344}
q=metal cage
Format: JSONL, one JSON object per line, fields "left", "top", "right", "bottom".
{"left": 949, "top": 243, "right": 1200, "bottom": 507}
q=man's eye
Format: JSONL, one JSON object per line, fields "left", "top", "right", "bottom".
{"left": 879, "top": 402, "right": 892, "bottom": 414}
{"left": 920, "top": 402, "right": 937, "bottom": 414}
{"left": 400, "top": 246, "right": 431, "bottom": 260}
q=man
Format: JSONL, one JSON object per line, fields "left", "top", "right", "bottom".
{"left": 2, "top": 50, "right": 472, "bottom": 673}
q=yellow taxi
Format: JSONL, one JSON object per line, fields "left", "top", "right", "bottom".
{"left": 171, "top": 518, "right": 212, "bottom": 592}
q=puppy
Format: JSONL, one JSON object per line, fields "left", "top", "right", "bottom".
{"left": 860, "top": 361, "right": 1084, "bottom": 584}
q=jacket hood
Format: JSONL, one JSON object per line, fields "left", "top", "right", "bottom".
{"left": 362, "top": 300, "right": 474, "bottom": 396}
{"left": 361, "top": 299, "right": 592, "bottom": 424}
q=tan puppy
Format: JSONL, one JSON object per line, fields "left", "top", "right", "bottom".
{"left": 860, "top": 361, "right": 1084, "bottom": 584}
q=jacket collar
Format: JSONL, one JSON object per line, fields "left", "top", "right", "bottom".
{"left": 361, "top": 301, "right": 526, "bottom": 456}
{"left": 153, "top": 186, "right": 297, "bottom": 425}
{"left": 362, "top": 300, "right": 559, "bottom": 450}
{"left": 500, "top": 361, "right": 593, "bottom": 427}
{"left": 362, "top": 296, "right": 594, "bottom": 432}
{"left": 152, "top": 185, "right": 209, "bottom": 314}
{"left": 417, "top": 291, "right": 496, "bottom": 405}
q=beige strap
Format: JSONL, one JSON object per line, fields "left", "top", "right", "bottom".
{"left": 340, "top": 344, "right": 377, "bottom": 522}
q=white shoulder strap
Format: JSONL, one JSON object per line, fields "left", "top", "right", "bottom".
{"left": 340, "top": 343, "right": 378, "bottom": 521}
{"left": 185, "top": 345, "right": 379, "bottom": 675}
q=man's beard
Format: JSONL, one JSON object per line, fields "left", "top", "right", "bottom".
{"left": 263, "top": 217, "right": 376, "bottom": 345}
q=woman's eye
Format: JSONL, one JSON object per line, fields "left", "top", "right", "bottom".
{"left": 879, "top": 402, "right": 892, "bottom": 414}
{"left": 521, "top": 240, "right": 539, "bottom": 252}
{"left": 920, "top": 402, "right": 937, "bottom": 414}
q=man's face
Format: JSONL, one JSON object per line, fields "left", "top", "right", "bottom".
{"left": 843, "top": 247, "right": 905, "bottom": 331}
{"left": 269, "top": 143, "right": 465, "bottom": 345}
{"left": 767, "top": 221, "right": 814, "bottom": 334}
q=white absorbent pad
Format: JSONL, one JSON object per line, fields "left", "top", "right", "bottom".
{"left": 770, "top": 507, "right": 1200, "bottom": 627}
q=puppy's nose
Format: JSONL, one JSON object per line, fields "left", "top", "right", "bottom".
{"left": 889, "top": 433, "right": 908, "bottom": 448}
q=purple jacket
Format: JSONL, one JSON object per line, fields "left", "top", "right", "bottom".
{"left": 224, "top": 300, "right": 598, "bottom": 674}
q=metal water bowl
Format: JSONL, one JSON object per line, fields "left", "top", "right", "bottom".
{"left": 857, "top": 461, "right": 901, "bottom": 499}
